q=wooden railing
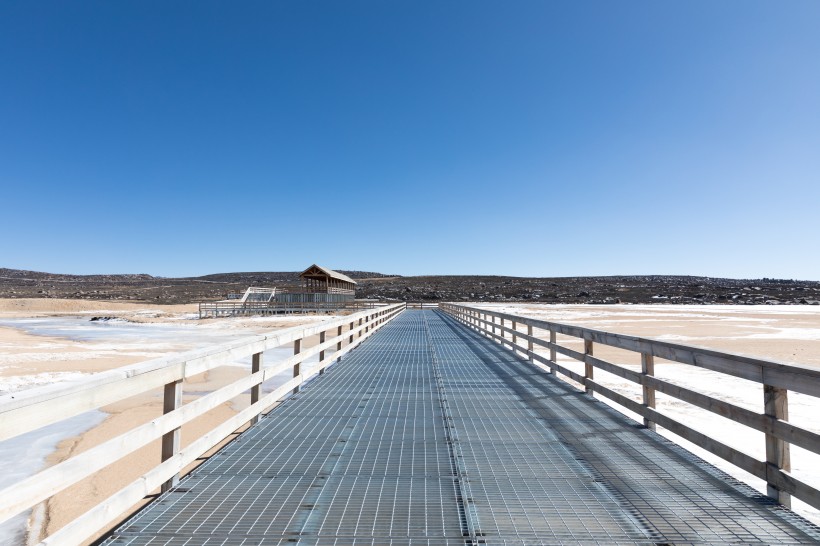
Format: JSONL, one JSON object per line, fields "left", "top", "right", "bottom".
{"left": 0, "top": 303, "right": 405, "bottom": 545}
{"left": 199, "top": 298, "right": 386, "bottom": 318}
{"left": 405, "top": 302, "right": 440, "bottom": 309}
{"left": 440, "top": 303, "right": 820, "bottom": 512}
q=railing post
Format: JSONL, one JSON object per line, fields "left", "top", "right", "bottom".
{"left": 764, "top": 385, "right": 791, "bottom": 507}
{"left": 584, "top": 339, "right": 594, "bottom": 397}
{"left": 549, "top": 329, "right": 557, "bottom": 374}
{"left": 337, "top": 325, "right": 343, "bottom": 353}
{"left": 293, "top": 339, "right": 302, "bottom": 394}
{"left": 500, "top": 317, "right": 505, "bottom": 344}
{"left": 640, "top": 353, "right": 656, "bottom": 431}
{"left": 250, "top": 352, "right": 263, "bottom": 425}
{"left": 527, "top": 325, "right": 534, "bottom": 362}
{"left": 358, "top": 318, "right": 363, "bottom": 338}
{"left": 512, "top": 321, "right": 517, "bottom": 348}
{"left": 160, "top": 379, "right": 183, "bottom": 492}
{"left": 349, "top": 321, "right": 354, "bottom": 344}
{"left": 319, "top": 331, "right": 326, "bottom": 374}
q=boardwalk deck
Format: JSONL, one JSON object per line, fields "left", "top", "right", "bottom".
{"left": 101, "top": 310, "right": 820, "bottom": 545}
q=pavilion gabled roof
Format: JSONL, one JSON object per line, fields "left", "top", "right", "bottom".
{"left": 299, "top": 264, "right": 357, "bottom": 285}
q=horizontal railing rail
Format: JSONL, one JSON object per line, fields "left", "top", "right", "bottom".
{"left": 439, "top": 303, "right": 820, "bottom": 513}
{"left": 405, "top": 302, "right": 440, "bottom": 309}
{"left": 0, "top": 303, "right": 406, "bottom": 545}
{"left": 198, "top": 299, "right": 386, "bottom": 317}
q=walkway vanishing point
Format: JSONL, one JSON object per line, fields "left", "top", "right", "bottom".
{"left": 97, "top": 309, "right": 819, "bottom": 545}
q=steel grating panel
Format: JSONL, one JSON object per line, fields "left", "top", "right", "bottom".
{"left": 103, "top": 310, "right": 820, "bottom": 545}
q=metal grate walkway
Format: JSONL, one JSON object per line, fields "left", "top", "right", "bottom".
{"left": 102, "top": 310, "right": 820, "bottom": 545}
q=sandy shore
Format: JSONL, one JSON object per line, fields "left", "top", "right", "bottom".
{"left": 3, "top": 300, "right": 820, "bottom": 542}
{"left": 475, "top": 303, "right": 820, "bottom": 368}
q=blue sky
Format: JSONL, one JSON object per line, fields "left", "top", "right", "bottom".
{"left": 1, "top": 2, "right": 818, "bottom": 279}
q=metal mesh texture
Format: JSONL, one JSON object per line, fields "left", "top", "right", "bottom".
{"left": 103, "top": 310, "right": 820, "bottom": 545}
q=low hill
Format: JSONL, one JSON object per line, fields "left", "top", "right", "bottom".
{"left": 1, "top": 268, "right": 818, "bottom": 305}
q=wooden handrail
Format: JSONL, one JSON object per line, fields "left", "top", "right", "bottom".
{"left": 0, "top": 303, "right": 406, "bottom": 545}
{"left": 440, "top": 303, "right": 820, "bottom": 512}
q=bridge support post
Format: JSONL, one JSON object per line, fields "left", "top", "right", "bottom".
{"left": 512, "top": 321, "right": 517, "bottom": 350}
{"left": 319, "top": 331, "right": 326, "bottom": 374}
{"left": 640, "top": 353, "right": 656, "bottom": 431}
{"left": 527, "top": 325, "right": 533, "bottom": 362}
{"left": 764, "top": 385, "right": 791, "bottom": 507}
{"left": 250, "top": 352, "right": 263, "bottom": 425}
{"left": 584, "top": 339, "right": 594, "bottom": 397}
{"left": 161, "top": 379, "right": 183, "bottom": 493}
{"left": 293, "top": 339, "right": 302, "bottom": 394}
{"left": 549, "top": 329, "right": 557, "bottom": 374}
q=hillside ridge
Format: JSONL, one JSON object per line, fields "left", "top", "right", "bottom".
{"left": 1, "top": 268, "right": 818, "bottom": 306}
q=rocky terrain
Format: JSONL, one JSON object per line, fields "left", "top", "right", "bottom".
{"left": 1, "top": 268, "right": 818, "bottom": 306}
{"left": 356, "top": 275, "right": 820, "bottom": 305}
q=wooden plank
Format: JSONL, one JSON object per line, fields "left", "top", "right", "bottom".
{"left": 641, "top": 353, "right": 656, "bottom": 431}
{"left": 160, "top": 380, "right": 183, "bottom": 493}
{"left": 767, "top": 466, "right": 820, "bottom": 512}
{"left": 319, "top": 331, "right": 326, "bottom": 375}
{"left": 250, "top": 352, "right": 262, "bottom": 425}
{"left": 529, "top": 349, "right": 585, "bottom": 385}
{"left": 584, "top": 340, "right": 594, "bottom": 397}
{"left": 765, "top": 385, "right": 791, "bottom": 507}
{"left": 527, "top": 325, "right": 533, "bottom": 363}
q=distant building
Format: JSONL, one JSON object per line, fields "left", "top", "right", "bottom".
{"left": 199, "top": 264, "right": 359, "bottom": 317}
{"left": 299, "top": 264, "right": 357, "bottom": 296}
{"left": 277, "top": 264, "right": 357, "bottom": 305}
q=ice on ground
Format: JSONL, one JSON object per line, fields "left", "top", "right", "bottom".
{"left": 0, "top": 411, "right": 105, "bottom": 544}
{"left": 0, "top": 371, "right": 89, "bottom": 394}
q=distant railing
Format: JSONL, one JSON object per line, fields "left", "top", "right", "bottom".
{"left": 405, "top": 302, "right": 440, "bottom": 309}
{"left": 440, "top": 303, "right": 820, "bottom": 513}
{"left": 199, "top": 298, "right": 385, "bottom": 318}
{"left": 0, "top": 303, "right": 406, "bottom": 545}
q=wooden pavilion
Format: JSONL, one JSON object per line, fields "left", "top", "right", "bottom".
{"left": 199, "top": 264, "right": 361, "bottom": 317}
{"left": 299, "top": 264, "right": 357, "bottom": 296}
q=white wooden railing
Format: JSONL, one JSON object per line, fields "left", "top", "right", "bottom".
{"left": 440, "top": 303, "right": 820, "bottom": 513}
{"left": 0, "top": 303, "right": 405, "bottom": 545}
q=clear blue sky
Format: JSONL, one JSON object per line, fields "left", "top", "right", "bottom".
{"left": 1, "top": 2, "right": 818, "bottom": 279}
